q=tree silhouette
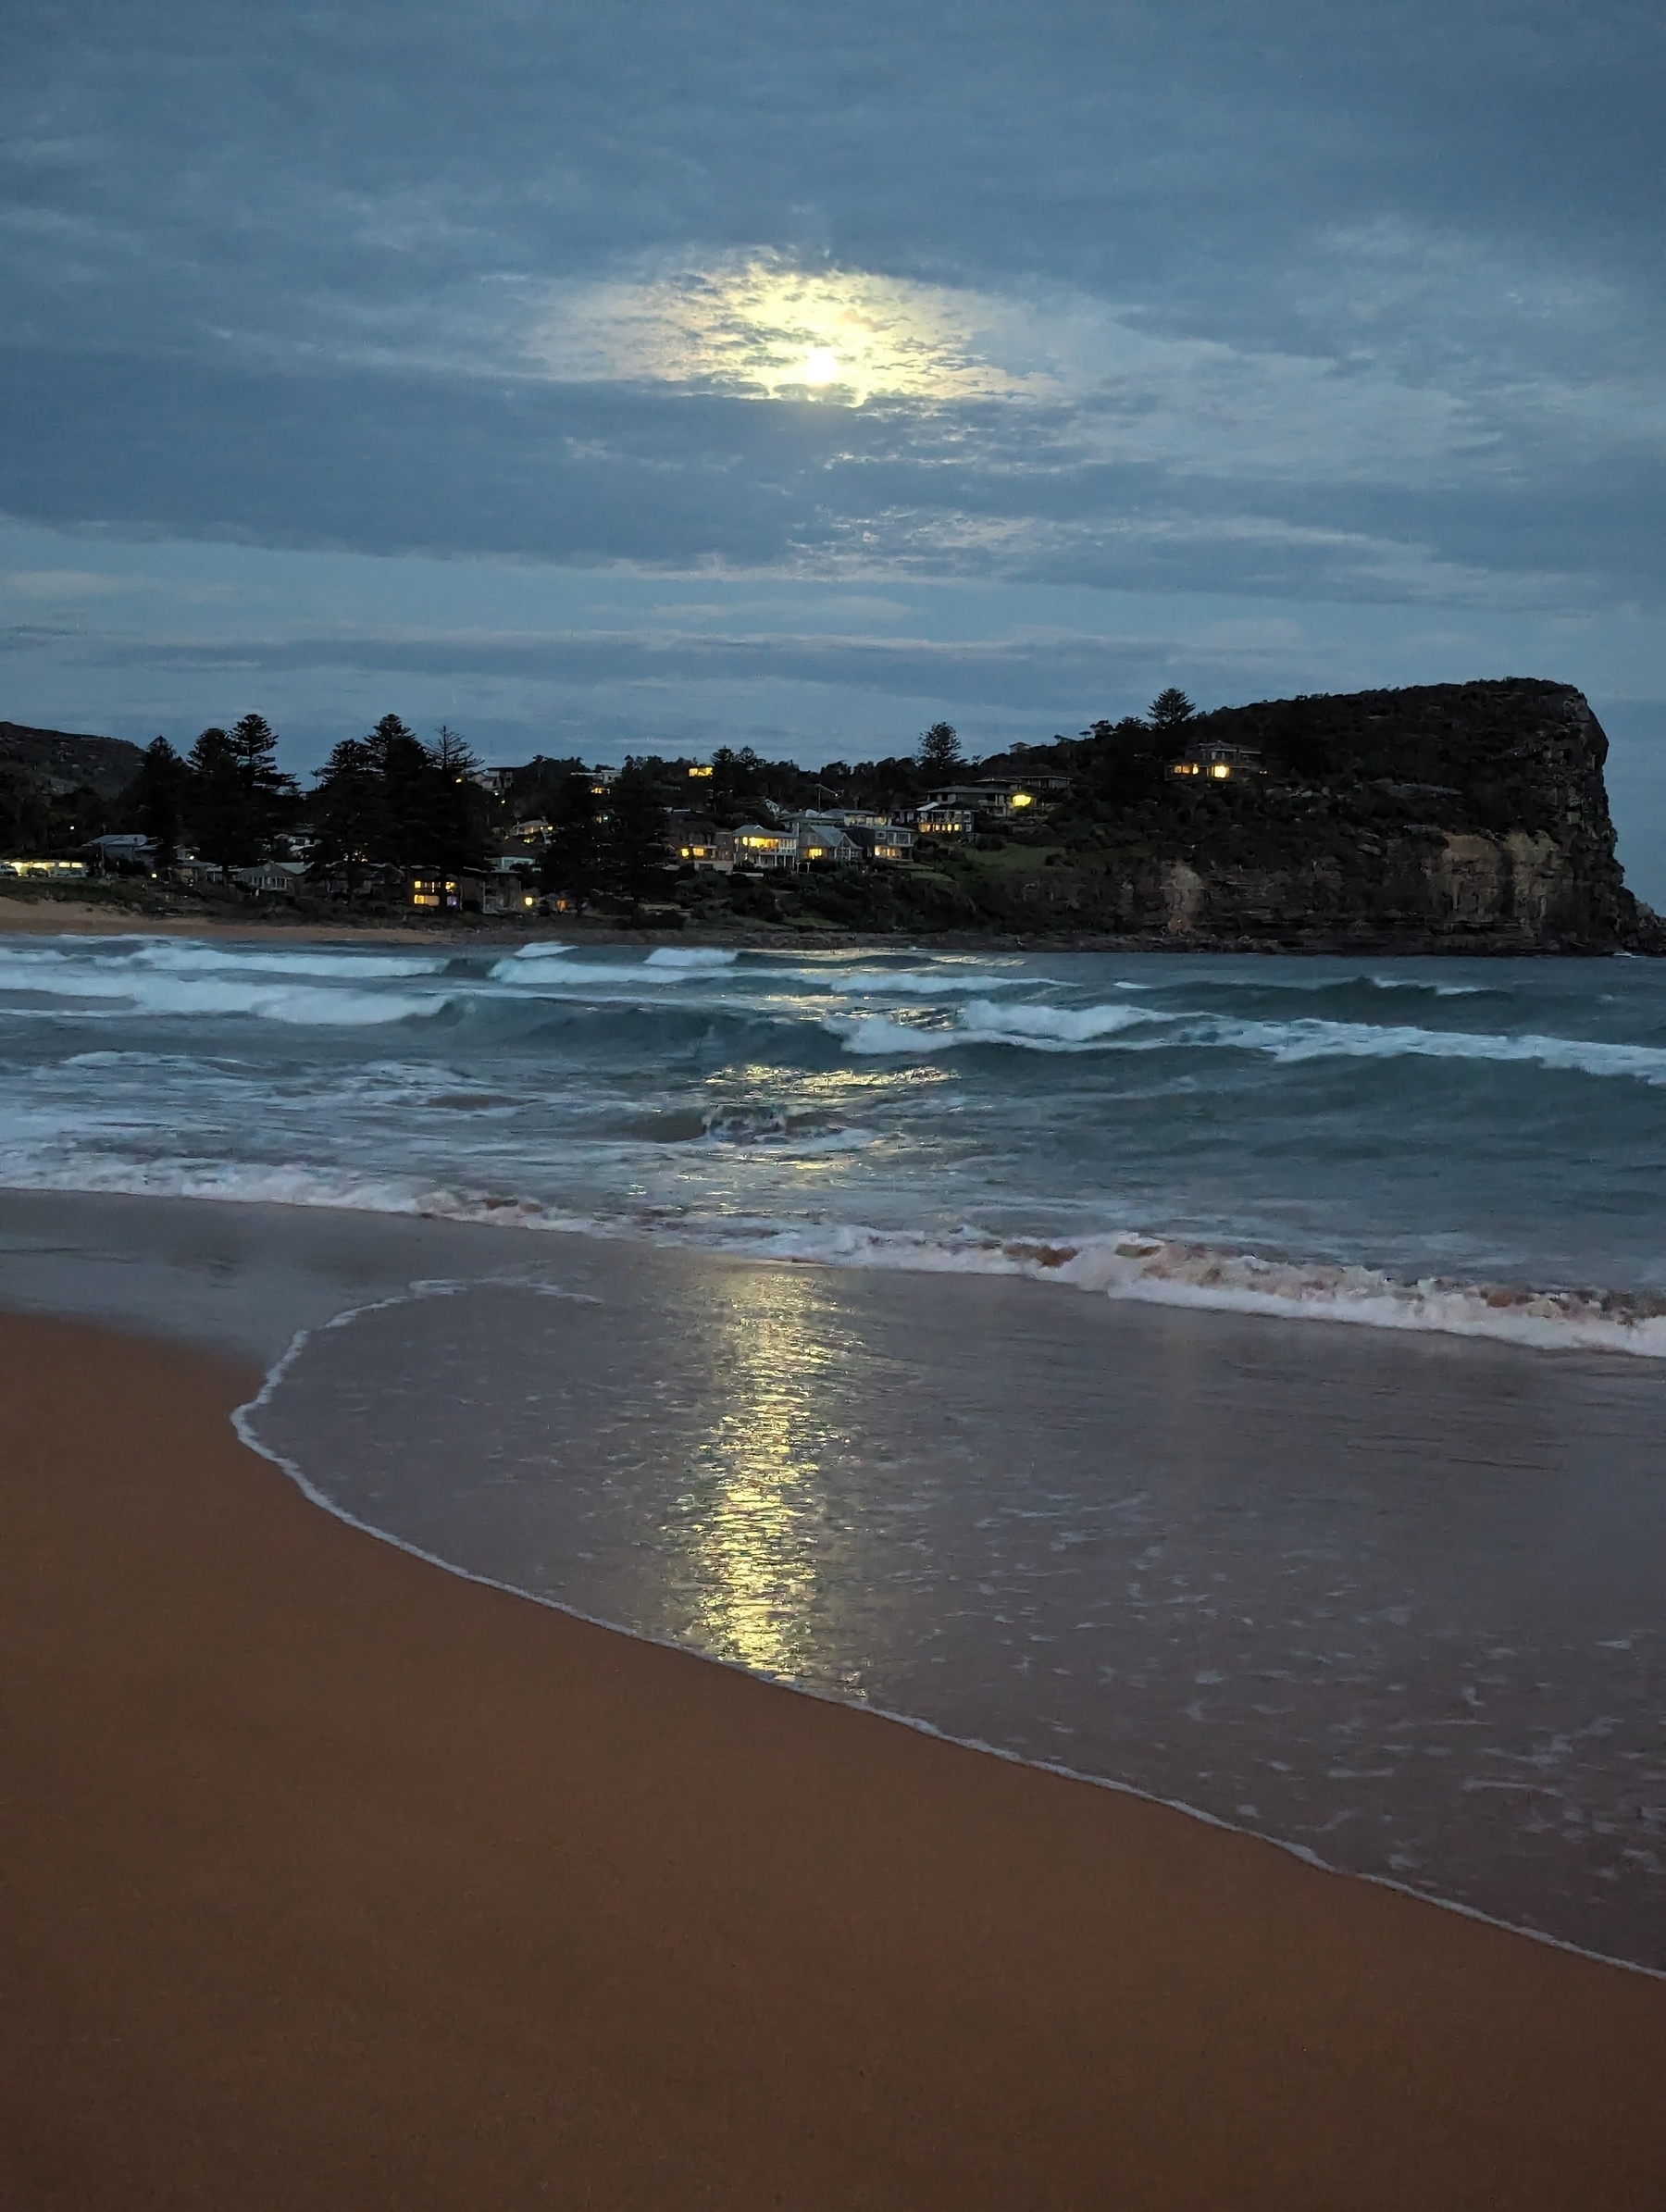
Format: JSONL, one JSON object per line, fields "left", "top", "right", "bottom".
{"left": 185, "top": 727, "right": 263, "bottom": 866}
{"left": 1149, "top": 689, "right": 1196, "bottom": 731}
{"left": 918, "top": 721, "right": 962, "bottom": 773}
{"left": 540, "top": 773, "right": 604, "bottom": 907}
{"left": 308, "top": 737, "right": 382, "bottom": 890}
{"left": 601, "top": 761, "right": 671, "bottom": 903}
{"left": 130, "top": 737, "right": 188, "bottom": 865}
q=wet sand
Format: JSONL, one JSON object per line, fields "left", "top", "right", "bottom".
{"left": 5, "top": 1296, "right": 1666, "bottom": 2206}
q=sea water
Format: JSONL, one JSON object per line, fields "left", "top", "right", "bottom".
{"left": 5, "top": 932, "right": 1666, "bottom": 1343}
{"left": 5, "top": 932, "right": 1664, "bottom": 1965}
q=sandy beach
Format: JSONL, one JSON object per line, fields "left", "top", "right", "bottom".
{"left": 5, "top": 1277, "right": 1666, "bottom": 2207}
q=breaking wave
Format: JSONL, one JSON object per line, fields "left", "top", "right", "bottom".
{"left": 823, "top": 997, "right": 1666, "bottom": 1082}
{"left": 3, "top": 1142, "right": 1663, "bottom": 1360}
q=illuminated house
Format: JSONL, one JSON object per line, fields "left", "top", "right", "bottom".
{"left": 731, "top": 824, "right": 799, "bottom": 870}
{"left": 666, "top": 816, "right": 732, "bottom": 871}
{"left": 406, "top": 869, "right": 538, "bottom": 915}
{"left": 1170, "top": 743, "right": 1264, "bottom": 782}
{"left": 792, "top": 817, "right": 862, "bottom": 866}
{"left": 924, "top": 781, "right": 1042, "bottom": 819}
{"left": 913, "top": 803, "right": 975, "bottom": 837}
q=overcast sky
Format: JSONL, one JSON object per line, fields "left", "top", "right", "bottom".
{"left": 4, "top": 3, "right": 1663, "bottom": 885}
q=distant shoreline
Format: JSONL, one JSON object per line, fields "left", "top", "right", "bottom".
{"left": 0, "top": 889, "right": 1642, "bottom": 956}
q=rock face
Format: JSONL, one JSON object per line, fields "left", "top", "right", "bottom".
{"left": 1000, "top": 680, "right": 1661, "bottom": 953}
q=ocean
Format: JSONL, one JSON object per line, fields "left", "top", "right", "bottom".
{"left": 3, "top": 929, "right": 1663, "bottom": 1968}
{"left": 5, "top": 930, "right": 1666, "bottom": 1345}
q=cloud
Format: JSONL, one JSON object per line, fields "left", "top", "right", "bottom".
{"left": 1, "top": 0, "right": 1661, "bottom": 764}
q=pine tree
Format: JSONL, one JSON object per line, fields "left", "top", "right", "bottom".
{"left": 918, "top": 721, "right": 962, "bottom": 774}
{"left": 308, "top": 737, "right": 383, "bottom": 891}
{"left": 1149, "top": 689, "right": 1196, "bottom": 731}
{"left": 600, "top": 762, "right": 670, "bottom": 903}
{"left": 130, "top": 736, "right": 189, "bottom": 865}
{"left": 184, "top": 727, "right": 262, "bottom": 866}
{"left": 429, "top": 725, "right": 490, "bottom": 873}
{"left": 540, "top": 772, "right": 604, "bottom": 907}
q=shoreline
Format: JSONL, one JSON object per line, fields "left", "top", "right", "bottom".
{"left": 236, "top": 1312, "right": 1666, "bottom": 1989}
{"left": 0, "top": 890, "right": 1643, "bottom": 955}
{"left": 6, "top": 1301, "right": 1666, "bottom": 2207}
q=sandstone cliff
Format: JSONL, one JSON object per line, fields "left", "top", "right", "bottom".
{"left": 982, "top": 680, "right": 1661, "bottom": 953}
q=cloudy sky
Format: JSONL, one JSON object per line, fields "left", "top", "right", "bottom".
{"left": 4, "top": 3, "right": 1663, "bottom": 882}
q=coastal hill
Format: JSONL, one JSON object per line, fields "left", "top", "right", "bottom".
{"left": 648, "top": 678, "right": 1656, "bottom": 953}
{"left": 0, "top": 721, "right": 146, "bottom": 861}
{"left": 0, "top": 721, "right": 145, "bottom": 798}
{"left": 4, "top": 681, "right": 1654, "bottom": 955}
{"left": 950, "top": 678, "right": 1660, "bottom": 952}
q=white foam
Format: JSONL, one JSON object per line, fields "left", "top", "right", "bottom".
{"left": 1208, "top": 1014, "right": 1666, "bottom": 1083}
{"left": 959, "top": 999, "right": 1163, "bottom": 1046}
{"left": 828, "top": 999, "right": 1162, "bottom": 1054}
{"left": 123, "top": 941, "right": 446, "bottom": 980}
{"left": 806, "top": 966, "right": 1025, "bottom": 998}
{"left": 643, "top": 945, "right": 740, "bottom": 969}
{"left": 0, "top": 961, "right": 445, "bottom": 1025}
{"left": 828, "top": 1013, "right": 961, "bottom": 1055}
{"left": 6, "top": 1141, "right": 1664, "bottom": 1361}
{"left": 705, "top": 1219, "right": 1666, "bottom": 1359}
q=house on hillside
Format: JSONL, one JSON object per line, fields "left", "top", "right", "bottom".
{"left": 666, "top": 815, "right": 732, "bottom": 871}
{"left": 792, "top": 817, "right": 862, "bottom": 867}
{"left": 731, "top": 824, "right": 799, "bottom": 870}
{"left": 1169, "top": 742, "right": 1265, "bottom": 783}
{"left": 913, "top": 803, "right": 975, "bottom": 838}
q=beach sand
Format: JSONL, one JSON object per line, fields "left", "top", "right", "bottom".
{"left": 6, "top": 1300, "right": 1666, "bottom": 2209}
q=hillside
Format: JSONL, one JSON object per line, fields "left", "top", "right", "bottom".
{"left": 664, "top": 679, "right": 1659, "bottom": 954}
{"left": 0, "top": 722, "right": 146, "bottom": 799}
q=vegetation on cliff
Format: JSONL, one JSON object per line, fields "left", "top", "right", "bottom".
{"left": 3, "top": 680, "right": 1656, "bottom": 951}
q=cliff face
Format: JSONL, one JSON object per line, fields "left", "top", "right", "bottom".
{"left": 992, "top": 681, "right": 1661, "bottom": 953}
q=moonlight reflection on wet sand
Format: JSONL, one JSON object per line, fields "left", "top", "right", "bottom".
{"left": 244, "top": 1261, "right": 1666, "bottom": 1975}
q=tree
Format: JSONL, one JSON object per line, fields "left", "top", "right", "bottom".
{"left": 184, "top": 726, "right": 264, "bottom": 866}
{"left": 919, "top": 721, "right": 962, "bottom": 774}
{"left": 539, "top": 772, "right": 604, "bottom": 907}
{"left": 428, "top": 725, "right": 490, "bottom": 874}
{"left": 361, "top": 714, "right": 429, "bottom": 866}
{"left": 710, "top": 745, "right": 765, "bottom": 817}
{"left": 1149, "top": 689, "right": 1196, "bottom": 732}
{"left": 600, "top": 761, "right": 671, "bottom": 904}
{"left": 308, "top": 737, "right": 383, "bottom": 891}
{"left": 1080, "top": 717, "right": 1162, "bottom": 809}
{"left": 129, "top": 736, "right": 189, "bottom": 866}
{"left": 229, "top": 712, "right": 299, "bottom": 848}
{"left": 308, "top": 715, "right": 490, "bottom": 881}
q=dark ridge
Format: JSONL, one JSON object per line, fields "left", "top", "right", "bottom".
{"left": 0, "top": 722, "right": 147, "bottom": 800}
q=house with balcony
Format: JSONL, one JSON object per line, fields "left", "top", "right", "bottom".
{"left": 1169, "top": 743, "right": 1265, "bottom": 783}
{"left": 924, "top": 781, "right": 1044, "bottom": 820}
{"left": 913, "top": 803, "right": 976, "bottom": 838}
{"left": 792, "top": 816, "right": 862, "bottom": 867}
{"left": 730, "top": 824, "right": 799, "bottom": 870}
{"left": 666, "top": 816, "right": 732, "bottom": 871}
